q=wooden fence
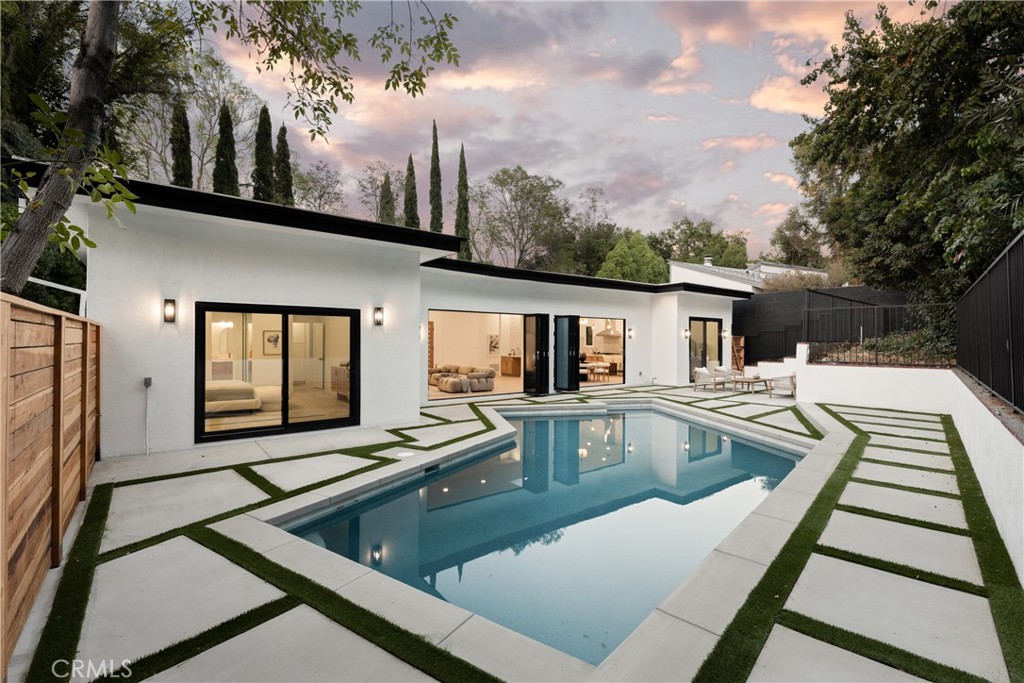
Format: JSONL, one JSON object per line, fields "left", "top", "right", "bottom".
{"left": 1, "top": 294, "right": 100, "bottom": 674}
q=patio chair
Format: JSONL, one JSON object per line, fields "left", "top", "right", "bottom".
{"left": 693, "top": 367, "right": 726, "bottom": 392}
{"left": 769, "top": 373, "right": 796, "bottom": 399}
{"left": 712, "top": 366, "right": 743, "bottom": 382}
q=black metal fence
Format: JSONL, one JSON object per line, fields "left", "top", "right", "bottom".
{"left": 806, "top": 304, "right": 956, "bottom": 367}
{"left": 957, "top": 230, "right": 1023, "bottom": 413}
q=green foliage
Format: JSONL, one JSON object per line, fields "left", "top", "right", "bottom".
{"left": 760, "top": 271, "right": 831, "bottom": 293}
{"left": 356, "top": 159, "right": 403, "bottom": 221}
{"left": 251, "top": 105, "right": 274, "bottom": 201}
{"left": 455, "top": 144, "right": 471, "bottom": 259}
{"left": 19, "top": 243, "right": 87, "bottom": 314}
{"left": 766, "top": 207, "right": 826, "bottom": 268}
{"left": 597, "top": 231, "right": 667, "bottom": 284}
{"left": 429, "top": 120, "right": 443, "bottom": 233}
{"left": 647, "top": 217, "right": 749, "bottom": 268}
{"left": 292, "top": 159, "right": 345, "bottom": 214}
{"left": 404, "top": 154, "right": 420, "bottom": 228}
{"left": 273, "top": 124, "right": 294, "bottom": 206}
{"left": 792, "top": 2, "right": 1024, "bottom": 302}
{"left": 212, "top": 102, "right": 239, "bottom": 196}
{"left": 379, "top": 171, "right": 396, "bottom": 224}
{"left": 169, "top": 101, "right": 192, "bottom": 188}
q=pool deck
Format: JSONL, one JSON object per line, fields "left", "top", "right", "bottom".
{"left": 7, "top": 385, "right": 1015, "bottom": 682}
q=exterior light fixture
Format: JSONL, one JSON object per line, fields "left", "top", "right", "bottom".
{"left": 683, "top": 441, "right": 690, "bottom": 451}
{"left": 371, "top": 544, "right": 383, "bottom": 566}
{"left": 163, "top": 299, "right": 177, "bottom": 323}
{"left": 627, "top": 442, "right": 634, "bottom": 454}
{"left": 682, "top": 328, "right": 691, "bottom": 340}
{"left": 373, "top": 307, "right": 384, "bottom": 326}
{"left": 627, "top": 327, "right": 635, "bottom": 339}
{"left": 722, "top": 328, "right": 730, "bottom": 339}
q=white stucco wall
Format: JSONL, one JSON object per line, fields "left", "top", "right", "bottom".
{"left": 86, "top": 202, "right": 436, "bottom": 456}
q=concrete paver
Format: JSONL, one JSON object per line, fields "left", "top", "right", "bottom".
{"left": 750, "top": 626, "right": 925, "bottom": 682}
{"left": 255, "top": 426, "right": 397, "bottom": 458}
{"left": 853, "top": 461, "right": 959, "bottom": 495}
{"left": 149, "top": 605, "right": 433, "bottom": 682}
{"left": 867, "top": 434, "right": 950, "bottom": 455}
{"left": 101, "top": 470, "right": 268, "bottom": 552}
{"left": 421, "top": 404, "right": 479, "bottom": 421}
{"left": 714, "top": 514, "right": 798, "bottom": 567}
{"left": 716, "top": 403, "right": 787, "bottom": 419}
{"left": 860, "top": 423, "right": 949, "bottom": 439}
{"left": 839, "top": 481, "right": 967, "bottom": 529}
{"left": 775, "top": 468, "right": 829, "bottom": 496}
{"left": 398, "top": 420, "right": 488, "bottom": 447}
{"left": 819, "top": 510, "right": 983, "bottom": 585}
{"left": 834, "top": 408, "right": 942, "bottom": 424}
{"left": 76, "top": 537, "right": 285, "bottom": 675}
{"left": 846, "top": 415, "right": 945, "bottom": 432}
{"left": 209, "top": 514, "right": 304, "bottom": 553}
{"left": 753, "top": 410, "right": 813, "bottom": 435}
{"left": 752, "top": 488, "right": 816, "bottom": 524}
{"left": 590, "top": 610, "right": 717, "bottom": 682}
{"left": 264, "top": 538, "right": 371, "bottom": 591}
{"left": 251, "top": 452, "right": 373, "bottom": 491}
{"left": 786, "top": 554, "right": 1008, "bottom": 682}
{"left": 657, "top": 550, "right": 767, "bottom": 635}
{"left": 862, "top": 446, "right": 954, "bottom": 471}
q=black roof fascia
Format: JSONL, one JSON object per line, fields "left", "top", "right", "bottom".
{"left": 5, "top": 158, "right": 463, "bottom": 253}
{"left": 422, "top": 258, "right": 752, "bottom": 299}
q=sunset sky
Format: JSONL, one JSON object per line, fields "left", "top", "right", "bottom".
{"left": 219, "top": 1, "right": 936, "bottom": 257}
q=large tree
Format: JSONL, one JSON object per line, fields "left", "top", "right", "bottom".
{"left": 764, "top": 207, "right": 826, "bottom": 268}
{"left": 454, "top": 143, "right": 471, "bottom": 260}
{"left": 429, "top": 120, "right": 443, "bottom": 233}
{"left": 471, "top": 165, "right": 570, "bottom": 269}
{"left": 273, "top": 124, "right": 294, "bottom": 206}
{"left": 1, "top": 1, "right": 460, "bottom": 294}
{"left": 597, "top": 232, "right": 668, "bottom": 284}
{"left": 792, "top": 1, "right": 1024, "bottom": 301}
{"left": 292, "top": 159, "right": 345, "bottom": 215}
{"left": 379, "top": 171, "right": 397, "bottom": 224}
{"left": 212, "top": 102, "right": 239, "bottom": 196}
{"left": 647, "top": 217, "right": 748, "bottom": 268}
{"left": 169, "top": 100, "right": 192, "bottom": 188}
{"left": 356, "top": 159, "right": 403, "bottom": 221}
{"left": 404, "top": 154, "right": 420, "bottom": 229}
{"left": 251, "top": 105, "right": 275, "bottom": 201}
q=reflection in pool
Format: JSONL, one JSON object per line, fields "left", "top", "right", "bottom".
{"left": 286, "top": 411, "right": 798, "bottom": 664}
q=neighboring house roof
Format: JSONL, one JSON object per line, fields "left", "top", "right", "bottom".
{"left": 8, "top": 158, "right": 463, "bottom": 254}
{"left": 752, "top": 261, "right": 828, "bottom": 276}
{"left": 424, "top": 258, "right": 752, "bottom": 299}
{"left": 668, "top": 260, "right": 764, "bottom": 287}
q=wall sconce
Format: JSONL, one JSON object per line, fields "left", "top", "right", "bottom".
{"left": 163, "top": 299, "right": 176, "bottom": 323}
{"left": 722, "top": 328, "right": 730, "bottom": 339}
{"left": 682, "top": 441, "right": 690, "bottom": 451}
{"left": 627, "top": 327, "right": 635, "bottom": 339}
{"left": 627, "top": 442, "right": 634, "bottom": 454}
{"left": 371, "top": 544, "right": 383, "bottom": 567}
{"left": 373, "top": 307, "right": 384, "bottom": 326}
{"left": 682, "top": 328, "right": 691, "bottom": 340}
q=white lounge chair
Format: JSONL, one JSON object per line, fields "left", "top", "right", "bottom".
{"left": 693, "top": 367, "right": 727, "bottom": 392}
{"left": 769, "top": 373, "right": 796, "bottom": 398}
{"left": 713, "top": 366, "right": 743, "bottom": 382}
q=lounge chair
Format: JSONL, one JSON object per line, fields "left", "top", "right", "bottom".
{"left": 693, "top": 367, "right": 727, "bottom": 392}
{"left": 769, "top": 373, "right": 796, "bottom": 398}
{"left": 713, "top": 366, "right": 743, "bottom": 382}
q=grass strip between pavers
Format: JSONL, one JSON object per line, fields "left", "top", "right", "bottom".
{"left": 187, "top": 527, "right": 502, "bottom": 683}
{"left": 832, "top": 504, "right": 971, "bottom": 536}
{"left": 92, "top": 596, "right": 301, "bottom": 682}
{"left": 26, "top": 484, "right": 113, "bottom": 683}
{"left": 776, "top": 610, "right": 989, "bottom": 683}
{"left": 691, "top": 432, "right": 870, "bottom": 682}
{"left": 942, "top": 415, "right": 1024, "bottom": 682}
{"left": 235, "top": 465, "right": 287, "bottom": 498}
{"left": 846, "top": 477, "right": 961, "bottom": 500}
{"left": 813, "top": 544, "right": 986, "bottom": 597}
{"left": 858, "top": 457, "right": 955, "bottom": 474}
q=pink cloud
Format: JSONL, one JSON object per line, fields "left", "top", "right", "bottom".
{"left": 764, "top": 171, "right": 799, "bottom": 190}
{"left": 752, "top": 202, "right": 791, "bottom": 219}
{"left": 701, "top": 132, "right": 781, "bottom": 154}
{"left": 749, "top": 75, "right": 829, "bottom": 116}
{"left": 646, "top": 113, "right": 681, "bottom": 122}
{"left": 720, "top": 159, "right": 738, "bottom": 173}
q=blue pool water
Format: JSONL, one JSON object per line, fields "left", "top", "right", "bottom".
{"left": 285, "top": 411, "right": 798, "bottom": 664}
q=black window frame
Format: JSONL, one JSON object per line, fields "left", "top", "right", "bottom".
{"left": 195, "top": 301, "right": 361, "bottom": 443}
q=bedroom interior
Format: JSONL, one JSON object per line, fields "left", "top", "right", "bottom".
{"left": 202, "top": 309, "right": 353, "bottom": 434}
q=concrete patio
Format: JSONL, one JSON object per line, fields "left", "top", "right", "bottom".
{"left": 6, "top": 385, "right": 1016, "bottom": 682}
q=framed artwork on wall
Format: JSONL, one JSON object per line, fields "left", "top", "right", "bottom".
{"left": 585, "top": 326, "right": 593, "bottom": 346}
{"left": 263, "top": 330, "right": 282, "bottom": 355}
{"left": 487, "top": 334, "right": 499, "bottom": 356}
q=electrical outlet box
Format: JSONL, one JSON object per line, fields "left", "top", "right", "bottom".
{"left": 143, "top": 377, "right": 152, "bottom": 388}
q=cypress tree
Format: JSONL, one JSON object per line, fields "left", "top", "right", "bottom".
{"left": 169, "top": 101, "right": 192, "bottom": 188}
{"left": 455, "top": 144, "right": 471, "bottom": 260}
{"left": 404, "top": 154, "right": 419, "bottom": 229}
{"left": 379, "top": 171, "right": 396, "bottom": 224}
{"left": 274, "top": 123, "right": 294, "bottom": 206}
{"left": 429, "top": 120, "right": 443, "bottom": 233}
{"left": 212, "top": 101, "right": 239, "bottom": 196}
{"left": 251, "top": 105, "right": 275, "bottom": 201}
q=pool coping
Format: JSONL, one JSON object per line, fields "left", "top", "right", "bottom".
{"left": 217, "top": 400, "right": 845, "bottom": 682}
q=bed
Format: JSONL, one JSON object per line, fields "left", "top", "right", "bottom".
{"left": 204, "top": 379, "right": 262, "bottom": 414}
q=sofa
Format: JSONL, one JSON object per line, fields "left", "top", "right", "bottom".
{"left": 428, "top": 364, "right": 497, "bottom": 393}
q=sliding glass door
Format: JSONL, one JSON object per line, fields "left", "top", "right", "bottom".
{"left": 688, "top": 317, "right": 722, "bottom": 382}
{"left": 523, "top": 314, "right": 549, "bottom": 395}
{"left": 196, "top": 302, "right": 359, "bottom": 442}
{"left": 554, "top": 315, "right": 580, "bottom": 391}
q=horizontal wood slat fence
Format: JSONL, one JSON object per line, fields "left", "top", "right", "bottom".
{"left": 1, "top": 294, "right": 100, "bottom": 676}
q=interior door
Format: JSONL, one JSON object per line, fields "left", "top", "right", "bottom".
{"left": 554, "top": 315, "right": 580, "bottom": 391}
{"left": 523, "top": 314, "right": 550, "bottom": 395}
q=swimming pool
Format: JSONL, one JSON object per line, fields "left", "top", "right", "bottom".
{"left": 285, "top": 410, "right": 798, "bottom": 664}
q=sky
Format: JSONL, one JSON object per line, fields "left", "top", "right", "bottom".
{"left": 218, "top": 1, "right": 936, "bottom": 258}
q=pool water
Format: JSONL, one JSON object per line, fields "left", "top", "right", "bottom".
{"left": 286, "top": 411, "right": 798, "bottom": 664}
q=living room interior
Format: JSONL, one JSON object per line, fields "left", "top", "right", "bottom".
{"left": 427, "top": 309, "right": 525, "bottom": 399}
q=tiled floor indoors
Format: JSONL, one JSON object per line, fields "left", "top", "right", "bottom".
{"left": 6, "top": 385, "right": 1017, "bottom": 683}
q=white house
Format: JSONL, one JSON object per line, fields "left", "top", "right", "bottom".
{"left": 54, "top": 175, "right": 749, "bottom": 457}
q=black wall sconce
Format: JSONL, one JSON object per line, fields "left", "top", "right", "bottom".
{"left": 163, "top": 299, "right": 176, "bottom": 323}
{"left": 373, "top": 307, "right": 384, "bottom": 326}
